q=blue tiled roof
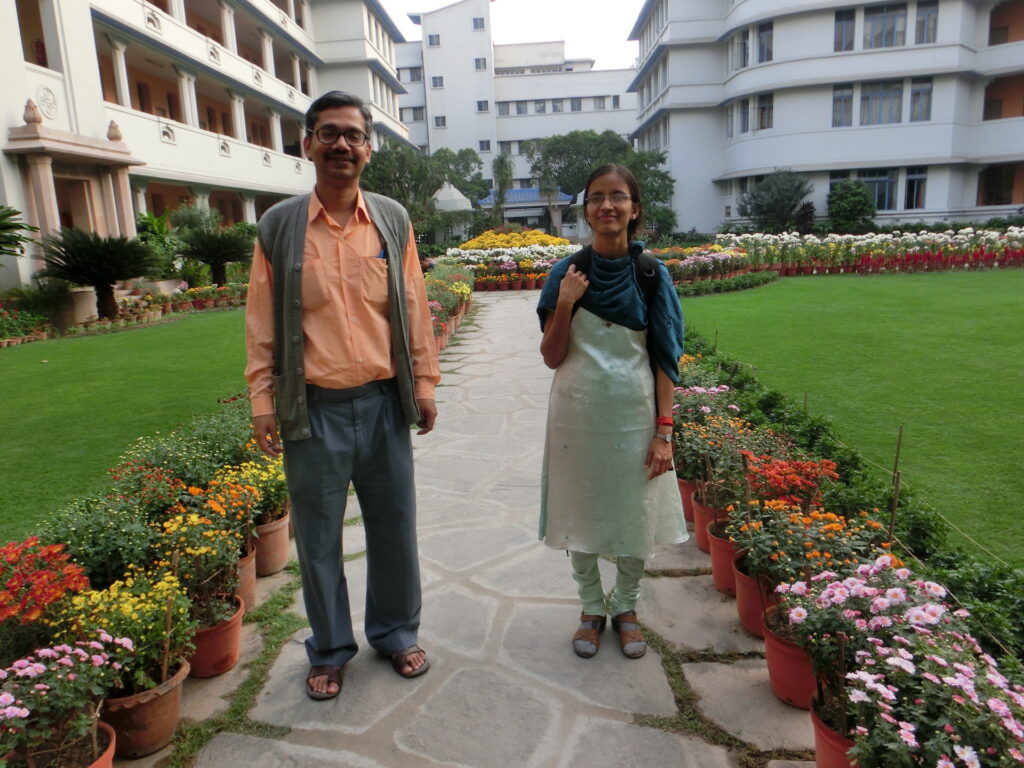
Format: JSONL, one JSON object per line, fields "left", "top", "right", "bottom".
{"left": 478, "top": 187, "right": 574, "bottom": 205}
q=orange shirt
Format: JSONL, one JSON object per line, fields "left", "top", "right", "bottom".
{"left": 245, "top": 190, "right": 440, "bottom": 418}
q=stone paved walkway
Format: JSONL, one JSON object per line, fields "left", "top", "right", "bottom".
{"left": 120, "top": 292, "right": 817, "bottom": 768}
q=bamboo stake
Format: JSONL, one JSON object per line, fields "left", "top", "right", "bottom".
{"left": 713, "top": 328, "right": 719, "bottom": 354}
{"left": 892, "top": 424, "right": 904, "bottom": 479}
{"left": 888, "top": 470, "right": 902, "bottom": 543}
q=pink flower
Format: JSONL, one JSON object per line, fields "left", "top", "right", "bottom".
{"left": 788, "top": 607, "right": 808, "bottom": 624}
{"left": 870, "top": 597, "right": 891, "bottom": 614}
{"left": 699, "top": 406, "right": 711, "bottom": 414}
{"left": 0, "top": 693, "right": 14, "bottom": 707}
{"left": 849, "top": 689, "right": 870, "bottom": 703}
{"left": 90, "top": 654, "right": 105, "bottom": 667}
{"left": 936, "top": 757, "right": 954, "bottom": 768}
{"left": 954, "top": 745, "right": 980, "bottom": 768}
{"left": 885, "top": 587, "right": 907, "bottom": 604}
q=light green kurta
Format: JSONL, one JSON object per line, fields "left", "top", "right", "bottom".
{"left": 540, "top": 308, "right": 688, "bottom": 560}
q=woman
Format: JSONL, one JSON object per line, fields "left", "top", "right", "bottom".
{"left": 536, "top": 164, "right": 686, "bottom": 659}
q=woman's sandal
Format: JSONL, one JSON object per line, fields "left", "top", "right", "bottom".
{"left": 306, "top": 664, "right": 343, "bottom": 701}
{"left": 572, "top": 613, "right": 607, "bottom": 658}
{"left": 611, "top": 611, "right": 647, "bottom": 659}
{"left": 390, "top": 644, "right": 430, "bottom": 678}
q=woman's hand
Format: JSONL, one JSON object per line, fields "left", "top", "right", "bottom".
{"left": 557, "top": 264, "right": 589, "bottom": 305}
{"left": 645, "top": 437, "right": 673, "bottom": 479}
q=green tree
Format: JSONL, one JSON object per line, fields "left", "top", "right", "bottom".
{"left": 738, "top": 170, "right": 813, "bottom": 233}
{"left": 39, "top": 229, "right": 157, "bottom": 319}
{"left": 491, "top": 152, "right": 514, "bottom": 223}
{"left": 180, "top": 225, "right": 254, "bottom": 286}
{"left": 136, "top": 211, "right": 182, "bottom": 279}
{"left": 360, "top": 142, "right": 440, "bottom": 234}
{"left": 0, "top": 206, "right": 38, "bottom": 260}
{"left": 826, "top": 179, "right": 876, "bottom": 233}
{"left": 622, "top": 149, "right": 677, "bottom": 238}
{"left": 430, "top": 147, "right": 489, "bottom": 206}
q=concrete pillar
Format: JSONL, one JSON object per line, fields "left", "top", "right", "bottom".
{"left": 168, "top": 0, "right": 186, "bottom": 23}
{"left": 299, "top": 0, "right": 310, "bottom": 30}
{"left": 290, "top": 53, "right": 302, "bottom": 89}
{"left": 107, "top": 37, "right": 131, "bottom": 108}
{"left": 190, "top": 187, "right": 211, "bottom": 208}
{"left": 268, "top": 109, "right": 283, "bottom": 153}
{"left": 131, "top": 181, "right": 149, "bottom": 216}
{"left": 219, "top": 1, "right": 238, "bottom": 53}
{"left": 174, "top": 66, "right": 199, "bottom": 127}
{"left": 26, "top": 155, "right": 61, "bottom": 236}
{"left": 113, "top": 168, "right": 137, "bottom": 237}
{"left": 305, "top": 62, "right": 317, "bottom": 97}
{"left": 259, "top": 30, "right": 275, "bottom": 77}
{"left": 229, "top": 91, "right": 247, "bottom": 141}
{"left": 242, "top": 194, "right": 257, "bottom": 223}
{"left": 100, "top": 172, "right": 119, "bottom": 237}
{"left": 285, "top": 0, "right": 296, "bottom": 22}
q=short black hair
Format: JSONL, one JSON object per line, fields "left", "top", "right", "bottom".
{"left": 584, "top": 164, "right": 644, "bottom": 240}
{"left": 305, "top": 91, "right": 373, "bottom": 135}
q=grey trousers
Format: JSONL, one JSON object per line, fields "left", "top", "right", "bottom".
{"left": 283, "top": 379, "right": 421, "bottom": 668}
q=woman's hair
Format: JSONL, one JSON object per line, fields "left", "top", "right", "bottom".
{"left": 583, "top": 164, "right": 643, "bottom": 240}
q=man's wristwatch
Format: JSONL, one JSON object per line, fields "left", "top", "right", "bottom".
{"left": 653, "top": 433, "right": 672, "bottom": 443}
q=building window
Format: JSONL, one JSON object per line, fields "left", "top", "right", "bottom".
{"left": 989, "top": 26, "right": 1009, "bottom": 46}
{"left": 612, "top": 95, "right": 620, "bottom": 109}
{"left": 497, "top": 102, "right": 510, "bottom": 116}
{"left": 403, "top": 66, "right": 422, "bottom": 83}
{"left": 757, "top": 93, "right": 773, "bottom": 129}
{"left": 431, "top": 76, "right": 444, "bottom": 88}
{"left": 833, "top": 84, "right": 854, "bottom": 127}
{"left": 498, "top": 140, "right": 512, "bottom": 155}
{"left": 515, "top": 100, "right": 527, "bottom": 115}
{"left": 857, "top": 167, "right": 898, "bottom": 209}
{"left": 905, "top": 166, "right": 927, "bottom": 209}
{"left": 472, "top": 16, "right": 485, "bottom": 30}
{"left": 910, "top": 77, "right": 932, "bottom": 122}
{"left": 434, "top": 115, "right": 446, "bottom": 127}
{"left": 757, "top": 22, "right": 773, "bottom": 63}
{"left": 829, "top": 170, "right": 851, "bottom": 190}
{"left": 983, "top": 99, "right": 1003, "bottom": 120}
{"left": 733, "top": 29, "right": 749, "bottom": 69}
{"left": 477, "top": 100, "right": 489, "bottom": 112}
{"left": 860, "top": 80, "right": 903, "bottom": 124}
{"left": 401, "top": 106, "right": 424, "bottom": 122}
{"left": 725, "top": 104, "right": 734, "bottom": 138}
{"left": 570, "top": 97, "right": 582, "bottom": 112}
{"left": 518, "top": 178, "right": 532, "bottom": 189}
{"left": 835, "top": 9, "right": 856, "bottom": 52}
{"left": 428, "top": 34, "right": 440, "bottom": 46}
{"left": 475, "top": 57, "right": 487, "bottom": 70}
{"left": 915, "top": 0, "right": 937, "bottom": 44}
{"left": 739, "top": 99, "right": 750, "bottom": 133}
{"left": 978, "top": 164, "right": 1015, "bottom": 205}
{"left": 479, "top": 139, "right": 491, "bottom": 152}
{"left": 864, "top": 4, "right": 907, "bottom": 49}
{"left": 551, "top": 99, "right": 563, "bottom": 113}
{"left": 535, "top": 100, "right": 546, "bottom": 114}
{"left": 594, "top": 96, "right": 606, "bottom": 111}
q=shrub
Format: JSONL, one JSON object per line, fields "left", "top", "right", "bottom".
{"left": 737, "top": 171, "right": 813, "bottom": 233}
{"left": 826, "top": 179, "right": 875, "bottom": 233}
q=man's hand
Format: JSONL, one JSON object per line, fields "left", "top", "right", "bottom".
{"left": 253, "top": 414, "right": 282, "bottom": 457}
{"left": 416, "top": 398, "right": 437, "bottom": 435}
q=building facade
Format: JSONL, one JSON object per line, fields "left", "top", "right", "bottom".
{"left": 1, "top": 0, "right": 409, "bottom": 288}
{"left": 628, "top": 0, "right": 1024, "bottom": 232}
{"left": 395, "top": 0, "right": 638, "bottom": 225}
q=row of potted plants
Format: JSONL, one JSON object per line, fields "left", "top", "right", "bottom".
{"left": 670, "top": 350, "right": 1024, "bottom": 767}
{"left": 0, "top": 305, "right": 49, "bottom": 347}
{"left": 424, "top": 264, "right": 473, "bottom": 351}
{"left": 0, "top": 397, "right": 290, "bottom": 766}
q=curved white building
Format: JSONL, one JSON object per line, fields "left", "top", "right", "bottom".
{"left": 628, "top": 0, "right": 1024, "bottom": 231}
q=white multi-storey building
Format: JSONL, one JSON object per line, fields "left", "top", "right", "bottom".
{"left": 2, "top": 0, "right": 408, "bottom": 288}
{"left": 395, "top": 0, "right": 638, "bottom": 224}
{"left": 628, "top": 0, "right": 1024, "bottom": 232}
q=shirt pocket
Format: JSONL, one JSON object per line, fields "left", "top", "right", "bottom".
{"left": 301, "top": 255, "right": 329, "bottom": 310}
{"left": 360, "top": 254, "right": 389, "bottom": 315}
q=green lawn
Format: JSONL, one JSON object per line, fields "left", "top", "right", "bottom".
{"left": 682, "top": 271, "right": 1024, "bottom": 567}
{"left": 2, "top": 310, "right": 247, "bottom": 540}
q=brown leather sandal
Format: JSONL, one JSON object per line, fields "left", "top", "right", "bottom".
{"left": 306, "top": 664, "right": 343, "bottom": 701}
{"left": 390, "top": 644, "right": 430, "bottom": 678}
{"left": 572, "top": 613, "right": 607, "bottom": 658}
{"left": 611, "top": 611, "right": 647, "bottom": 659}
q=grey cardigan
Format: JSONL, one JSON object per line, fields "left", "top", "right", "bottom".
{"left": 255, "top": 191, "right": 421, "bottom": 441}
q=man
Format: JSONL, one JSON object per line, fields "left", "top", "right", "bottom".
{"left": 245, "top": 91, "right": 439, "bottom": 701}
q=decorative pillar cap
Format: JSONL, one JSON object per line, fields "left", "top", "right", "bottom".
{"left": 107, "top": 121, "right": 123, "bottom": 141}
{"left": 24, "top": 100, "right": 43, "bottom": 125}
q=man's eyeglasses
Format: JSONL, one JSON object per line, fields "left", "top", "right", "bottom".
{"left": 585, "top": 193, "right": 633, "bottom": 206}
{"left": 307, "top": 126, "right": 369, "bottom": 147}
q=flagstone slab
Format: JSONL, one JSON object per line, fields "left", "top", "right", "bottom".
{"left": 412, "top": 453, "right": 504, "bottom": 492}
{"left": 642, "top": 575, "right": 763, "bottom": 654}
{"left": 647, "top": 538, "right": 709, "bottom": 572}
{"left": 471, "top": 545, "right": 615, "bottom": 600}
{"left": 419, "top": 583, "right": 499, "bottom": 658}
{"left": 181, "top": 623, "right": 262, "bottom": 723}
{"left": 195, "top": 733, "right": 386, "bottom": 767}
{"left": 417, "top": 523, "right": 534, "bottom": 572}
{"left": 498, "top": 603, "right": 677, "bottom": 716}
{"left": 250, "top": 627, "right": 434, "bottom": 734}
{"left": 683, "top": 660, "right": 814, "bottom": 751}
{"left": 394, "top": 668, "right": 555, "bottom": 768}
{"left": 431, "top": 411, "right": 510, "bottom": 437}
{"left": 560, "top": 718, "right": 735, "bottom": 768}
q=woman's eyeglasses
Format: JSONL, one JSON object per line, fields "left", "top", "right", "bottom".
{"left": 307, "top": 126, "right": 369, "bottom": 146}
{"left": 585, "top": 193, "right": 632, "bottom": 206}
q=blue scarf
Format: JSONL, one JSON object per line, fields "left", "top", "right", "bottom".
{"left": 537, "top": 243, "right": 684, "bottom": 382}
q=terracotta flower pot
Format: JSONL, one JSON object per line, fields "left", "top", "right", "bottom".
{"left": 510, "top": 280, "right": 523, "bottom": 290}
{"left": 677, "top": 477, "right": 696, "bottom": 523}
{"left": 811, "top": 695, "right": 856, "bottom": 768}
{"left": 761, "top": 605, "right": 815, "bottom": 709}
{"left": 255, "top": 509, "right": 291, "bottom": 577}
{"left": 523, "top": 278, "right": 537, "bottom": 289}
{"left": 187, "top": 595, "right": 244, "bottom": 678}
{"left": 706, "top": 520, "right": 737, "bottom": 596}
{"left": 732, "top": 550, "right": 776, "bottom": 638}
{"left": 102, "top": 661, "right": 188, "bottom": 758}
{"left": 691, "top": 491, "right": 724, "bottom": 553}
{"left": 497, "top": 282, "right": 509, "bottom": 291}
{"left": 88, "top": 721, "right": 117, "bottom": 768}
{"left": 236, "top": 545, "right": 257, "bottom": 614}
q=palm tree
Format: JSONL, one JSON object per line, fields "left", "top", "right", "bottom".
{"left": 179, "top": 225, "right": 254, "bottom": 286}
{"left": 39, "top": 229, "right": 157, "bottom": 319}
{"left": 0, "top": 205, "right": 38, "bottom": 259}
{"left": 491, "top": 152, "right": 514, "bottom": 225}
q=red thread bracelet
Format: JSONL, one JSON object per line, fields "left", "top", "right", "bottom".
{"left": 655, "top": 416, "right": 674, "bottom": 427}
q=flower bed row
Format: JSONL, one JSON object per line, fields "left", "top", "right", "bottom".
{"left": 671, "top": 341, "right": 1024, "bottom": 766}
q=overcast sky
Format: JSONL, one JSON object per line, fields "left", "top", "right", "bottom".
{"left": 377, "top": 0, "right": 644, "bottom": 71}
